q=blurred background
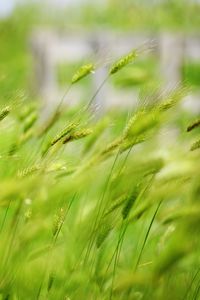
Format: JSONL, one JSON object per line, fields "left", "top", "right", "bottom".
{"left": 0, "top": 0, "right": 200, "bottom": 116}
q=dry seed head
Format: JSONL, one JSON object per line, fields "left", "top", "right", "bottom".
{"left": 71, "top": 63, "right": 95, "bottom": 84}
{"left": 0, "top": 106, "right": 11, "bottom": 121}
{"left": 109, "top": 50, "right": 138, "bottom": 75}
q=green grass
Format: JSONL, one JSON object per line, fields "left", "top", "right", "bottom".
{"left": 0, "top": 5, "right": 200, "bottom": 298}
{"left": 0, "top": 48, "right": 200, "bottom": 300}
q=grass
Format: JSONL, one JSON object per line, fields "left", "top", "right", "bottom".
{"left": 0, "top": 45, "right": 200, "bottom": 300}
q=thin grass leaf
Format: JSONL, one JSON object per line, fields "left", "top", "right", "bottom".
{"left": 23, "top": 112, "right": 38, "bottom": 133}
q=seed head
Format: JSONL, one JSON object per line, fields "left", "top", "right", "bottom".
{"left": 0, "top": 106, "right": 10, "bottom": 121}
{"left": 51, "top": 122, "right": 77, "bottom": 146}
{"left": 190, "top": 139, "right": 200, "bottom": 151}
{"left": 187, "top": 119, "right": 200, "bottom": 132}
{"left": 109, "top": 50, "right": 138, "bottom": 75}
{"left": 62, "top": 128, "right": 93, "bottom": 144}
{"left": 71, "top": 63, "right": 95, "bottom": 84}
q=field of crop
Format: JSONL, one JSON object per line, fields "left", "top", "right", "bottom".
{"left": 0, "top": 2, "right": 200, "bottom": 300}
{"left": 0, "top": 45, "right": 200, "bottom": 299}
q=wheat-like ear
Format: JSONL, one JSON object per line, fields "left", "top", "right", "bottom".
{"left": 71, "top": 63, "right": 95, "bottom": 84}
{"left": 51, "top": 122, "right": 77, "bottom": 146}
{"left": 100, "top": 137, "right": 123, "bottom": 156}
{"left": 190, "top": 139, "right": 200, "bottom": 151}
{"left": 62, "top": 128, "right": 93, "bottom": 144}
{"left": 123, "top": 110, "right": 158, "bottom": 139}
{"left": 0, "top": 106, "right": 11, "bottom": 121}
{"left": 109, "top": 50, "right": 138, "bottom": 75}
{"left": 158, "top": 87, "right": 187, "bottom": 112}
{"left": 187, "top": 119, "right": 200, "bottom": 132}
